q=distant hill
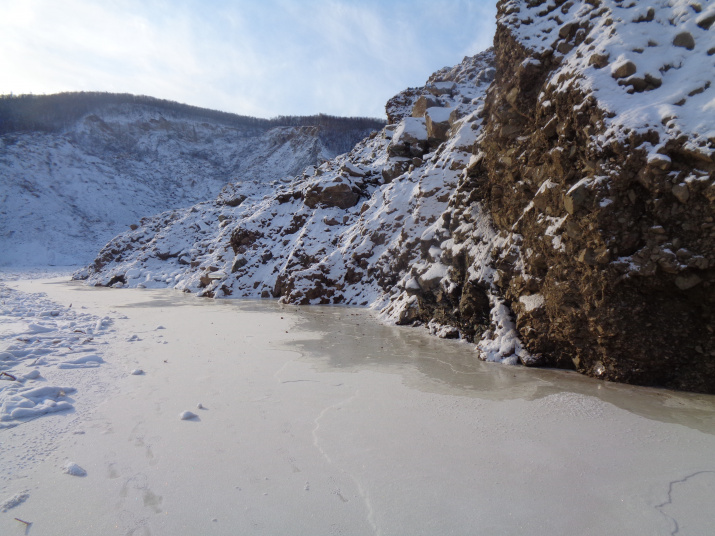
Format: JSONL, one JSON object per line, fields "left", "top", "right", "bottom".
{"left": 0, "top": 92, "right": 385, "bottom": 155}
{"left": 0, "top": 92, "right": 384, "bottom": 266}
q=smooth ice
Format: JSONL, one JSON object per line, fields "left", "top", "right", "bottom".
{"left": 1, "top": 279, "right": 714, "bottom": 536}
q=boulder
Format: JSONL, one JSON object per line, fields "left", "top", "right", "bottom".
{"left": 412, "top": 95, "right": 441, "bottom": 118}
{"left": 697, "top": 12, "right": 715, "bottom": 30}
{"left": 303, "top": 181, "right": 359, "bottom": 209}
{"left": 611, "top": 60, "right": 637, "bottom": 79}
{"left": 425, "top": 107, "right": 453, "bottom": 143}
{"left": 588, "top": 53, "right": 609, "bottom": 69}
{"left": 340, "top": 162, "right": 366, "bottom": 177}
{"left": 381, "top": 158, "right": 411, "bottom": 183}
{"left": 673, "top": 31, "right": 695, "bottom": 50}
{"left": 388, "top": 117, "right": 429, "bottom": 158}
{"left": 426, "top": 81, "right": 456, "bottom": 96}
{"left": 563, "top": 179, "right": 591, "bottom": 214}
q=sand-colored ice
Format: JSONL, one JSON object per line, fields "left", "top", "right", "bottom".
{"left": 1, "top": 279, "right": 715, "bottom": 535}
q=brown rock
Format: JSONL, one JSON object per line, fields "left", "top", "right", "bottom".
{"left": 675, "top": 273, "right": 702, "bottom": 290}
{"left": 673, "top": 32, "right": 695, "bottom": 50}
{"left": 563, "top": 181, "right": 590, "bottom": 214}
{"left": 231, "top": 256, "right": 248, "bottom": 272}
{"left": 425, "top": 108, "right": 452, "bottom": 143}
{"left": 381, "top": 159, "right": 411, "bottom": 183}
{"left": 426, "top": 81, "right": 456, "bottom": 96}
{"left": 557, "top": 42, "right": 574, "bottom": 55}
{"left": 588, "top": 53, "right": 609, "bottom": 69}
{"left": 303, "top": 182, "right": 359, "bottom": 209}
{"left": 411, "top": 95, "right": 441, "bottom": 118}
{"left": 612, "top": 60, "right": 637, "bottom": 79}
{"left": 559, "top": 22, "right": 577, "bottom": 39}
{"left": 576, "top": 248, "right": 597, "bottom": 265}
{"left": 697, "top": 12, "right": 715, "bottom": 30}
{"left": 542, "top": 117, "right": 558, "bottom": 138}
{"left": 672, "top": 184, "right": 690, "bottom": 204}
{"left": 633, "top": 7, "right": 655, "bottom": 23}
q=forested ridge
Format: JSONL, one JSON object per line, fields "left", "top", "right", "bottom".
{"left": 0, "top": 92, "right": 385, "bottom": 136}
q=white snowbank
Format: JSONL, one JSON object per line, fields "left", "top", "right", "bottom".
{"left": 0, "top": 280, "right": 111, "bottom": 428}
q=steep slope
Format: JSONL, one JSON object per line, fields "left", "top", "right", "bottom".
{"left": 397, "top": 0, "right": 715, "bottom": 392}
{"left": 79, "top": 0, "right": 715, "bottom": 393}
{"left": 77, "top": 51, "right": 496, "bottom": 307}
{"left": 0, "top": 95, "right": 381, "bottom": 266}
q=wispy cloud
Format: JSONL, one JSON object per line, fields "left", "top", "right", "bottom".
{"left": 0, "top": 0, "right": 496, "bottom": 118}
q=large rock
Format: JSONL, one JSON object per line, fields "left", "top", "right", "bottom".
{"left": 411, "top": 95, "right": 441, "bottom": 118}
{"left": 424, "top": 107, "right": 452, "bottom": 143}
{"left": 303, "top": 180, "right": 360, "bottom": 209}
{"left": 388, "top": 117, "right": 429, "bottom": 158}
{"left": 426, "top": 81, "right": 456, "bottom": 96}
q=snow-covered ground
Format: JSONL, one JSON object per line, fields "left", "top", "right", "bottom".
{"left": 1, "top": 276, "right": 714, "bottom": 535}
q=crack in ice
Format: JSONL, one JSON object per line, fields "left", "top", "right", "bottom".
{"left": 311, "top": 389, "right": 380, "bottom": 535}
{"left": 655, "top": 470, "right": 715, "bottom": 535}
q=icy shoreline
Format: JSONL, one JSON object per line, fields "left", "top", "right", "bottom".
{"left": 1, "top": 278, "right": 715, "bottom": 535}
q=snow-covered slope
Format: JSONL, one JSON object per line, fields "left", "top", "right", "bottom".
{"left": 77, "top": 52, "right": 496, "bottom": 304}
{"left": 0, "top": 100, "right": 378, "bottom": 266}
{"left": 80, "top": 0, "right": 715, "bottom": 393}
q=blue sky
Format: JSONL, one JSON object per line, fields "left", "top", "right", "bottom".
{"left": 0, "top": 0, "right": 496, "bottom": 119}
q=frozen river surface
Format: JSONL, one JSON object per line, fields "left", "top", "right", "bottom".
{"left": 1, "top": 278, "right": 714, "bottom": 535}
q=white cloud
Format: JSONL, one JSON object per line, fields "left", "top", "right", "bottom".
{"left": 0, "top": 0, "right": 497, "bottom": 118}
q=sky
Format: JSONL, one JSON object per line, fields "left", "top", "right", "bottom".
{"left": 0, "top": 0, "right": 497, "bottom": 119}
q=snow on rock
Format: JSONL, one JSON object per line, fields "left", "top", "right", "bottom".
{"left": 78, "top": 50, "right": 496, "bottom": 308}
{"left": 62, "top": 461, "right": 87, "bottom": 477}
{"left": 0, "top": 99, "right": 380, "bottom": 267}
{"left": 179, "top": 411, "right": 198, "bottom": 420}
{"left": 500, "top": 0, "right": 715, "bottom": 158}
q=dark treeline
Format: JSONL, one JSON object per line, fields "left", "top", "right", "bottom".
{"left": 0, "top": 92, "right": 385, "bottom": 136}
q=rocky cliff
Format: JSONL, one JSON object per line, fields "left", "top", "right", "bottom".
{"left": 393, "top": 0, "right": 715, "bottom": 392}
{"left": 79, "top": 0, "right": 715, "bottom": 393}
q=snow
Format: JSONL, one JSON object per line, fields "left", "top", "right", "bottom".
{"left": 0, "top": 278, "right": 113, "bottom": 428}
{"left": 0, "top": 106, "right": 350, "bottom": 267}
{"left": 62, "top": 461, "right": 87, "bottom": 477}
{"left": 392, "top": 116, "right": 428, "bottom": 143}
{"left": 0, "top": 491, "right": 29, "bottom": 513}
{"left": 502, "top": 0, "right": 715, "bottom": 157}
{"left": 1, "top": 278, "right": 714, "bottom": 535}
{"left": 519, "top": 293, "right": 545, "bottom": 312}
{"left": 477, "top": 295, "right": 530, "bottom": 365}
{"left": 425, "top": 106, "right": 452, "bottom": 123}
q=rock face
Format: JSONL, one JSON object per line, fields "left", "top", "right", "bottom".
{"left": 400, "top": 0, "right": 714, "bottom": 392}
{"left": 79, "top": 1, "right": 714, "bottom": 393}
